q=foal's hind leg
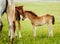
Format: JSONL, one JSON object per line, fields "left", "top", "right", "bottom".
{"left": 17, "top": 20, "right": 22, "bottom": 38}
{"left": 47, "top": 24, "right": 53, "bottom": 37}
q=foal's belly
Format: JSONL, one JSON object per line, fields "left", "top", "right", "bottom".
{"left": 34, "top": 19, "right": 46, "bottom": 26}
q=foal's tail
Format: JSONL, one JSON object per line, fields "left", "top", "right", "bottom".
{"left": 52, "top": 16, "right": 55, "bottom": 25}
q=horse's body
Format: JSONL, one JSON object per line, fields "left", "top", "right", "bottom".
{"left": 23, "top": 11, "right": 55, "bottom": 37}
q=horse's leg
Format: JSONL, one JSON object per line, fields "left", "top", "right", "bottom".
{"left": 0, "top": 15, "right": 3, "bottom": 35}
{"left": 47, "top": 24, "right": 53, "bottom": 37}
{"left": 9, "top": 21, "right": 15, "bottom": 40}
{"left": 33, "top": 25, "right": 36, "bottom": 37}
{"left": 17, "top": 20, "right": 22, "bottom": 38}
{"left": 7, "top": 14, "right": 16, "bottom": 40}
{"left": 10, "top": 22, "right": 15, "bottom": 44}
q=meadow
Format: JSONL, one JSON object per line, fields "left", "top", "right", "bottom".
{"left": 0, "top": 2, "right": 60, "bottom": 44}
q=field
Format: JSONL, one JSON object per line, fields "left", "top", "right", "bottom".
{"left": 0, "top": 2, "right": 60, "bottom": 44}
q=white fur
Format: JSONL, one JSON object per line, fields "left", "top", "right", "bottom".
{"left": 19, "top": 32, "right": 22, "bottom": 38}
{"left": 8, "top": 29, "right": 11, "bottom": 37}
{"left": 33, "top": 26, "right": 36, "bottom": 37}
{"left": 42, "top": 17, "right": 46, "bottom": 25}
{"left": 9, "top": 23, "right": 15, "bottom": 40}
{"left": 8, "top": 0, "right": 12, "bottom": 5}
{"left": 0, "top": 0, "right": 6, "bottom": 25}
{"left": 0, "top": 0, "right": 6, "bottom": 16}
{"left": 47, "top": 24, "right": 53, "bottom": 37}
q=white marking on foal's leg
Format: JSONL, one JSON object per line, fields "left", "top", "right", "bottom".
{"left": 33, "top": 26, "right": 36, "bottom": 37}
{"left": 19, "top": 32, "right": 22, "bottom": 38}
{"left": 8, "top": 29, "right": 11, "bottom": 37}
{"left": 8, "top": 0, "right": 12, "bottom": 5}
{"left": 47, "top": 24, "right": 53, "bottom": 37}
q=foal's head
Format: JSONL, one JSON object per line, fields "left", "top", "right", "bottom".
{"left": 15, "top": 6, "right": 26, "bottom": 20}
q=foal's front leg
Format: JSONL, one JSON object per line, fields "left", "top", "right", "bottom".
{"left": 33, "top": 25, "right": 36, "bottom": 37}
{"left": 17, "top": 20, "right": 22, "bottom": 38}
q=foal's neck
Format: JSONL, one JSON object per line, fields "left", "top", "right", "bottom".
{"left": 25, "top": 12, "right": 36, "bottom": 20}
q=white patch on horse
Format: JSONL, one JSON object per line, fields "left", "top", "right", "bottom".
{"left": 8, "top": 0, "right": 12, "bottom": 5}
{"left": 19, "top": 32, "right": 22, "bottom": 38}
{"left": 0, "top": 0, "right": 6, "bottom": 15}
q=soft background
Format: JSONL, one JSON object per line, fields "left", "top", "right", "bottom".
{"left": 0, "top": 0, "right": 60, "bottom": 44}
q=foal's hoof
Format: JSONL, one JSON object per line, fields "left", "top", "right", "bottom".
{"left": 9, "top": 36, "right": 10, "bottom": 38}
{"left": 49, "top": 35, "right": 53, "bottom": 38}
{"left": 34, "top": 35, "right": 36, "bottom": 38}
{"left": 19, "top": 35, "right": 22, "bottom": 38}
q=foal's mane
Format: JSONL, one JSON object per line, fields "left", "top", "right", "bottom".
{"left": 25, "top": 11, "right": 37, "bottom": 17}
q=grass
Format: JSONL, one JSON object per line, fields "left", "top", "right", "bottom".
{"left": 0, "top": 2, "right": 60, "bottom": 44}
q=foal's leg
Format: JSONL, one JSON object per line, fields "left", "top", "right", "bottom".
{"left": 33, "top": 25, "right": 36, "bottom": 37}
{"left": 17, "top": 20, "right": 22, "bottom": 38}
{"left": 47, "top": 24, "right": 53, "bottom": 37}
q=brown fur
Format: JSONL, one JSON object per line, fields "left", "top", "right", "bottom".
{"left": 15, "top": 9, "right": 20, "bottom": 21}
{"left": 23, "top": 10, "right": 55, "bottom": 37}
{"left": 13, "top": 21, "right": 16, "bottom": 32}
{"left": 24, "top": 11, "right": 55, "bottom": 26}
{"left": 25, "top": 11, "right": 37, "bottom": 17}
{"left": 14, "top": 6, "right": 55, "bottom": 37}
{"left": 15, "top": 6, "right": 25, "bottom": 31}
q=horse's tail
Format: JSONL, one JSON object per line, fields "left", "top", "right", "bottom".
{"left": 52, "top": 16, "right": 55, "bottom": 25}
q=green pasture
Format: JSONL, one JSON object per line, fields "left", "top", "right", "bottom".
{"left": 0, "top": 2, "right": 60, "bottom": 44}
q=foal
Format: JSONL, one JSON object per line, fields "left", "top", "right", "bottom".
{"left": 15, "top": 6, "right": 25, "bottom": 38}
{"left": 23, "top": 11, "right": 55, "bottom": 37}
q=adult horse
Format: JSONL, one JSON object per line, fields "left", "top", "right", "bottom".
{"left": 23, "top": 11, "right": 55, "bottom": 37}
{"left": 0, "top": 0, "right": 8, "bottom": 33}
{"left": 0, "top": 0, "right": 16, "bottom": 43}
